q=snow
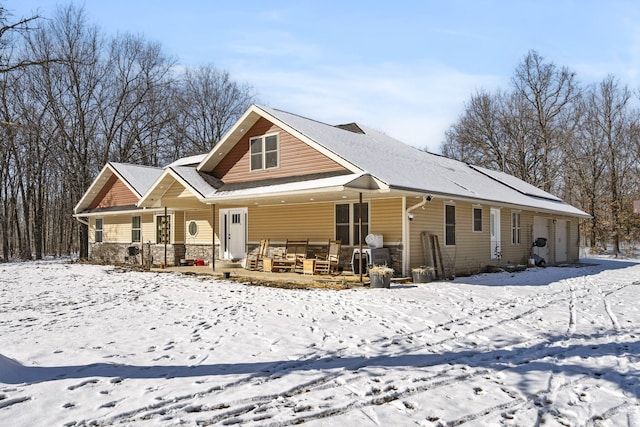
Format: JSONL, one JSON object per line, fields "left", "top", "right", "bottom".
{"left": 1, "top": 258, "right": 639, "bottom": 426}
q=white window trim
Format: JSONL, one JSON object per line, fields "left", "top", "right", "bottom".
{"left": 132, "top": 215, "right": 142, "bottom": 243}
{"left": 249, "top": 132, "right": 280, "bottom": 172}
{"left": 511, "top": 210, "right": 522, "bottom": 245}
{"left": 187, "top": 220, "right": 199, "bottom": 238}
{"left": 472, "top": 207, "right": 483, "bottom": 233}
{"left": 95, "top": 217, "right": 104, "bottom": 243}
{"left": 334, "top": 201, "right": 370, "bottom": 246}
{"left": 444, "top": 204, "right": 456, "bottom": 246}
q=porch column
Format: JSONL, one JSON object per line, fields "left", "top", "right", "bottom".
{"left": 211, "top": 204, "right": 216, "bottom": 270}
{"left": 359, "top": 192, "right": 363, "bottom": 284}
{"left": 163, "top": 206, "right": 167, "bottom": 268}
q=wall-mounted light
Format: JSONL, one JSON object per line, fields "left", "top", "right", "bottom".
{"left": 408, "top": 213, "right": 415, "bottom": 221}
{"left": 426, "top": 194, "right": 433, "bottom": 202}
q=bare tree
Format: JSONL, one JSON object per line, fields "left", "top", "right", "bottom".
{"left": 511, "top": 50, "right": 580, "bottom": 193}
{"left": 587, "top": 76, "right": 636, "bottom": 256}
{"left": 173, "top": 65, "right": 254, "bottom": 155}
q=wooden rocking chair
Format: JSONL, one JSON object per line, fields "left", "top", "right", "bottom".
{"left": 314, "top": 240, "right": 341, "bottom": 275}
{"left": 246, "top": 239, "right": 269, "bottom": 271}
{"left": 270, "top": 239, "right": 308, "bottom": 273}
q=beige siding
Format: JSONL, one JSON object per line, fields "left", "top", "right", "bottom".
{"left": 247, "top": 202, "right": 334, "bottom": 243}
{"left": 242, "top": 198, "right": 403, "bottom": 246}
{"left": 500, "top": 209, "right": 534, "bottom": 265}
{"left": 409, "top": 200, "right": 494, "bottom": 276}
{"left": 370, "top": 198, "right": 403, "bottom": 244}
{"left": 185, "top": 210, "right": 214, "bottom": 245}
{"left": 102, "top": 214, "right": 132, "bottom": 243}
{"left": 141, "top": 213, "right": 155, "bottom": 244}
{"left": 174, "top": 211, "right": 185, "bottom": 243}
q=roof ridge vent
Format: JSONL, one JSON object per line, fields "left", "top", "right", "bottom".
{"left": 335, "top": 123, "right": 365, "bottom": 134}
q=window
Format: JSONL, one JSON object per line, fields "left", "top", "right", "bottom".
{"left": 188, "top": 220, "right": 198, "bottom": 237}
{"left": 335, "top": 202, "right": 369, "bottom": 245}
{"left": 250, "top": 133, "right": 279, "bottom": 171}
{"left": 156, "top": 215, "right": 171, "bottom": 244}
{"left": 95, "top": 218, "right": 103, "bottom": 243}
{"left": 511, "top": 211, "right": 521, "bottom": 244}
{"left": 132, "top": 216, "right": 141, "bottom": 242}
{"left": 473, "top": 207, "right": 482, "bottom": 232}
{"left": 445, "top": 205, "right": 456, "bottom": 245}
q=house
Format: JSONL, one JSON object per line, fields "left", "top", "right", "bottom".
{"left": 74, "top": 104, "right": 589, "bottom": 276}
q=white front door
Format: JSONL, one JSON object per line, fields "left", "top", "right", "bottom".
{"left": 533, "top": 216, "right": 551, "bottom": 263}
{"left": 490, "top": 208, "right": 501, "bottom": 260}
{"left": 220, "top": 208, "right": 247, "bottom": 260}
{"left": 555, "top": 220, "right": 568, "bottom": 263}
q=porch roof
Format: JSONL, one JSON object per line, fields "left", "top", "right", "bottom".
{"left": 206, "top": 172, "right": 387, "bottom": 202}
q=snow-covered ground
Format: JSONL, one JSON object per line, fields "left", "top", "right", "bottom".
{"left": 1, "top": 258, "right": 639, "bottom": 426}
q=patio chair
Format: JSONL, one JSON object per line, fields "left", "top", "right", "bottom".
{"left": 314, "top": 239, "right": 341, "bottom": 275}
{"left": 271, "top": 239, "right": 308, "bottom": 273}
{"left": 246, "top": 239, "right": 269, "bottom": 271}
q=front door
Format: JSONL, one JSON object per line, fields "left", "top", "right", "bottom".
{"left": 555, "top": 220, "right": 568, "bottom": 263}
{"left": 533, "top": 216, "right": 551, "bottom": 263}
{"left": 490, "top": 208, "right": 501, "bottom": 260}
{"left": 220, "top": 208, "right": 247, "bottom": 260}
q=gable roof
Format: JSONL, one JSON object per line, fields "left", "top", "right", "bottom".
{"left": 199, "top": 105, "right": 587, "bottom": 217}
{"left": 74, "top": 162, "right": 163, "bottom": 214}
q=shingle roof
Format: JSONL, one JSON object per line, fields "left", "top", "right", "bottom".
{"left": 109, "top": 163, "right": 163, "bottom": 197}
{"left": 255, "top": 105, "right": 588, "bottom": 217}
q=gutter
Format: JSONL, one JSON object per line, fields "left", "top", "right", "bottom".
{"left": 74, "top": 216, "right": 90, "bottom": 226}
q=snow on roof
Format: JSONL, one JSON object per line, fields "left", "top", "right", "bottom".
{"left": 469, "top": 165, "right": 562, "bottom": 201}
{"left": 168, "top": 154, "right": 207, "bottom": 167}
{"left": 169, "top": 165, "right": 221, "bottom": 198}
{"left": 109, "top": 163, "right": 163, "bottom": 197}
{"left": 257, "top": 105, "right": 588, "bottom": 217}
{"left": 210, "top": 173, "right": 375, "bottom": 199}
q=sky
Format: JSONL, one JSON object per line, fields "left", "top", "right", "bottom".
{"left": 7, "top": 1, "right": 640, "bottom": 152}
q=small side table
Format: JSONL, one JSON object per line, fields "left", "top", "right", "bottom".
{"left": 303, "top": 258, "right": 315, "bottom": 275}
{"left": 263, "top": 257, "right": 273, "bottom": 272}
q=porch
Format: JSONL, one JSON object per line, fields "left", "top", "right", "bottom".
{"left": 152, "top": 263, "right": 410, "bottom": 287}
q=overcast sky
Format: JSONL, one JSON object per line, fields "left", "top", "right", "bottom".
{"left": 9, "top": 0, "right": 640, "bottom": 152}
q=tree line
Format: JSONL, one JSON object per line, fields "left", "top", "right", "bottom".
{"left": 0, "top": 4, "right": 254, "bottom": 261}
{"left": 442, "top": 50, "right": 640, "bottom": 257}
{"left": 2, "top": 5, "right": 637, "bottom": 262}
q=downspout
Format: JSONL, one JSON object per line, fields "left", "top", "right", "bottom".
{"left": 404, "top": 195, "right": 430, "bottom": 276}
{"left": 359, "top": 192, "right": 363, "bottom": 284}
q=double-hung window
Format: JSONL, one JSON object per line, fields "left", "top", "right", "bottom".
{"left": 250, "top": 133, "right": 279, "bottom": 171}
{"left": 335, "top": 202, "right": 369, "bottom": 245}
{"left": 511, "top": 211, "right": 521, "bottom": 244}
{"left": 132, "top": 216, "right": 141, "bottom": 243}
{"left": 473, "top": 207, "right": 482, "bottom": 232}
{"left": 95, "top": 218, "right": 103, "bottom": 243}
{"left": 445, "top": 205, "right": 456, "bottom": 245}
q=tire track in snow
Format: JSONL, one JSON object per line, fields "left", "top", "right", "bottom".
{"left": 88, "top": 274, "right": 636, "bottom": 426}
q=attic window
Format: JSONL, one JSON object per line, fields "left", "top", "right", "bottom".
{"left": 250, "top": 133, "right": 279, "bottom": 171}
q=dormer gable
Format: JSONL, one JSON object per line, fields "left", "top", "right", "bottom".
{"left": 197, "top": 105, "right": 361, "bottom": 181}
{"left": 89, "top": 175, "right": 138, "bottom": 208}
{"left": 210, "top": 116, "right": 350, "bottom": 184}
